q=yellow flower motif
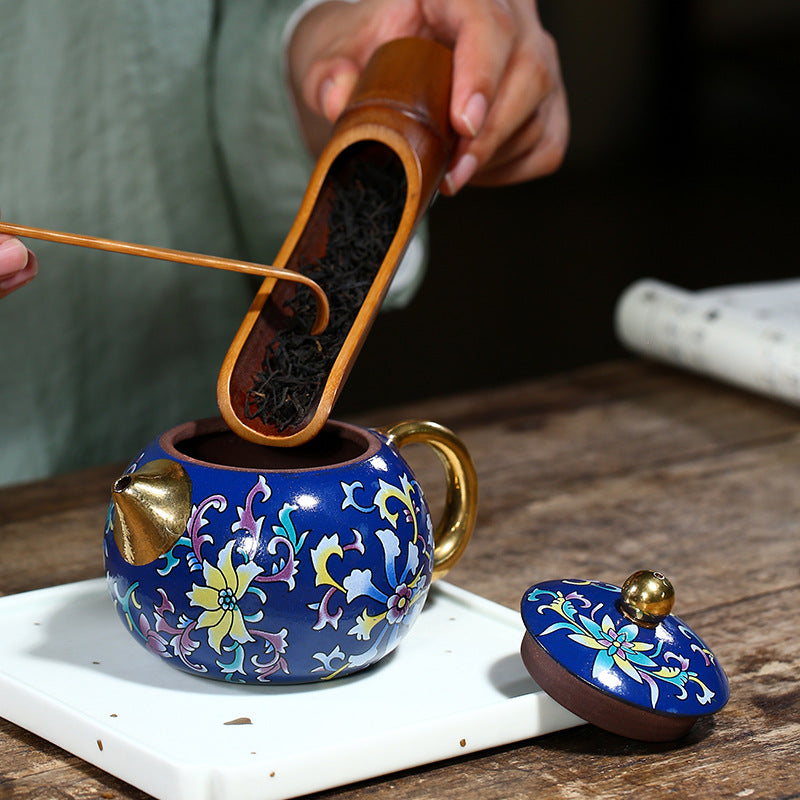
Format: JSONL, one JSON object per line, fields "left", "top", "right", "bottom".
{"left": 188, "top": 541, "right": 263, "bottom": 654}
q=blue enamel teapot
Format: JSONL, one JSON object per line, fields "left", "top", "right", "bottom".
{"left": 104, "top": 417, "right": 477, "bottom": 684}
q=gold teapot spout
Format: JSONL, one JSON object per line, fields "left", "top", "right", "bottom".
{"left": 111, "top": 459, "right": 193, "bottom": 566}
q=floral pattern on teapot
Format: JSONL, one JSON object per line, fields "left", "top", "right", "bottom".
{"left": 104, "top": 450, "right": 435, "bottom": 684}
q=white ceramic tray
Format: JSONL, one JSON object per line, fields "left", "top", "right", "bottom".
{"left": 0, "top": 578, "right": 581, "bottom": 800}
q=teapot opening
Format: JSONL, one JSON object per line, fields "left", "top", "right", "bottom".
{"left": 163, "top": 418, "right": 376, "bottom": 472}
{"left": 113, "top": 474, "right": 132, "bottom": 493}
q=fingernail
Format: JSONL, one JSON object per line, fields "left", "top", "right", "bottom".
{"left": 0, "top": 237, "right": 29, "bottom": 273}
{"left": 319, "top": 70, "right": 358, "bottom": 121}
{"left": 460, "top": 93, "right": 487, "bottom": 138}
{"left": 444, "top": 153, "right": 478, "bottom": 195}
{"left": 319, "top": 78, "right": 335, "bottom": 115}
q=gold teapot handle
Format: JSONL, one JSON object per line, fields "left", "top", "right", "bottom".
{"left": 383, "top": 420, "right": 478, "bottom": 581}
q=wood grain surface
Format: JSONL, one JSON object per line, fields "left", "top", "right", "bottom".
{"left": 1, "top": 359, "right": 798, "bottom": 800}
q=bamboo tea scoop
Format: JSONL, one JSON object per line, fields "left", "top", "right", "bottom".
{"left": 0, "top": 221, "right": 330, "bottom": 334}
{"left": 218, "top": 37, "right": 457, "bottom": 447}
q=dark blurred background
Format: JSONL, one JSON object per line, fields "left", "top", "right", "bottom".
{"left": 339, "top": 0, "right": 799, "bottom": 413}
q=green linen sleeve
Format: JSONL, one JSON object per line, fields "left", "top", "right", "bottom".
{"left": 212, "top": 0, "right": 315, "bottom": 265}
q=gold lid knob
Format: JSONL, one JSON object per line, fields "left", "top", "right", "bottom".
{"left": 619, "top": 570, "right": 675, "bottom": 627}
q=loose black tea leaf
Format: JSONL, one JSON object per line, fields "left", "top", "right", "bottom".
{"left": 246, "top": 152, "right": 407, "bottom": 432}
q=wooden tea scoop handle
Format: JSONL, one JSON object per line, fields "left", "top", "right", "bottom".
{"left": 0, "top": 220, "right": 329, "bottom": 335}
{"left": 219, "top": 37, "right": 457, "bottom": 447}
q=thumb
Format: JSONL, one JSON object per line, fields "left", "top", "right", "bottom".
{"left": 303, "top": 57, "right": 360, "bottom": 123}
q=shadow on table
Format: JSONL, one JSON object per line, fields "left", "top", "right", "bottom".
{"left": 532, "top": 709, "right": 718, "bottom": 756}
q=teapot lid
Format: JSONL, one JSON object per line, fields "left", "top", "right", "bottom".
{"left": 519, "top": 571, "right": 729, "bottom": 741}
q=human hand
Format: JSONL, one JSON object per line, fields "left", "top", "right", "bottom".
{"left": 0, "top": 215, "right": 38, "bottom": 299}
{"left": 288, "top": 0, "right": 569, "bottom": 195}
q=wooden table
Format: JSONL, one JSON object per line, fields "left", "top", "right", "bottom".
{"left": 1, "top": 359, "right": 798, "bottom": 800}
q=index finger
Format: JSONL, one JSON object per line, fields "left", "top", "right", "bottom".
{"left": 423, "top": 0, "right": 517, "bottom": 139}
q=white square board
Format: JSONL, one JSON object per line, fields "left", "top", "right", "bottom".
{"left": 0, "top": 579, "right": 581, "bottom": 800}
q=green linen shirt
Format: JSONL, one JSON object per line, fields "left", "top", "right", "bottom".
{"left": 0, "top": 1, "right": 424, "bottom": 487}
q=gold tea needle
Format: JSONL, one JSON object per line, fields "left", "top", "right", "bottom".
{"left": 0, "top": 221, "right": 329, "bottom": 334}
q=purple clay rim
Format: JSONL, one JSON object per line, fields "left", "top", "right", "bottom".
{"left": 520, "top": 632, "right": 697, "bottom": 742}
